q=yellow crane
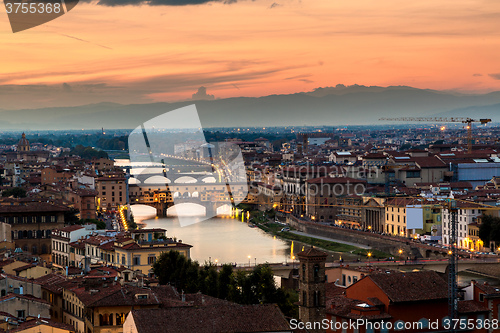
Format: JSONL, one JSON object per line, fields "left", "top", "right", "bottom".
{"left": 379, "top": 117, "right": 492, "bottom": 153}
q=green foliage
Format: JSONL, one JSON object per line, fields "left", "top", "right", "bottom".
{"left": 83, "top": 219, "right": 106, "bottom": 230}
{"left": 65, "top": 208, "right": 80, "bottom": 224}
{"left": 71, "top": 218, "right": 106, "bottom": 230}
{"left": 97, "top": 136, "right": 128, "bottom": 151}
{"left": 479, "top": 214, "right": 500, "bottom": 247}
{"left": 266, "top": 209, "right": 276, "bottom": 219}
{"left": 479, "top": 215, "right": 499, "bottom": 247}
{"left": 152, "top": 252, "right": 299, "bottom": 318}
{"left": 128, "top": 213, "right": 137, "bottom": 230}
{"left": 1, "top": 187, "right": 27, "bottom": 198}
{"left": 64, "top": 145, "right": 108, "bottom": 160}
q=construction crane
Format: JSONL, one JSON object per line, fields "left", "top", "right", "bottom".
{"left": 379, "top": 117, "right": 492, "bottom": 153}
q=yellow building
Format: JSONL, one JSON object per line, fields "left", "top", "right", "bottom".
{"left": 385, "top": 202, "right": 408, "bottom": 237}
{"left": 385, "top": 197, "right": 442, "bottom": 238}
{"left": 98, "top": 229, "right": 192, "bottom": 275}
{"left": 468, "top": 223, "right": 484, "bottom": 252}
{"left": 1, "top": 318, "right": 75, "bottom": 333}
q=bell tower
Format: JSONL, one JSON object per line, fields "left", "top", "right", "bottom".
{"left": 298, "top": 247, "right": 327, "bottom": 333}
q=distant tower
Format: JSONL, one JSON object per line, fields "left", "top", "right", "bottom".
{"left": 17, "top": 133, "right": 30, "bottom": 152}
{"left": 298, "top": 247, "right": 327, "bottom": 333}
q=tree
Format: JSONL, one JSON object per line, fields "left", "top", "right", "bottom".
{"left": 65, "top": 208, "right": 80, "bottom": 224}
{"left": 128, "top": 213, "right": 138, "bottom": 230}
{"left": 478, "top": 215, "right": 500, "bottom": 247}
{"left": 152, "top": 250, "right": 199, "bottom": 291}
{"left": 1, "top": 187, "right": 27, "bottom": 198}
{"left": 479, "top": 216, "right": 492, "bottom": 246}
{"left": 83, "top": 219, "right": 106, "bottom": 230}
{"left": 217, "top": 264, "right": 233, "bottom": 300}
{"left": 152, "top": 252, "right": 299, "bottom": 319}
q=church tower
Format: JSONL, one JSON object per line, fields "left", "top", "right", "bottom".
{"left": 298, "top": 247, "right": 327, "bottom": 333}
{"left": 17, "top": 133, "right": 30, "bottom": 152}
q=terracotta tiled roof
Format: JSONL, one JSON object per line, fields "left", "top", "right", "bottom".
{"left": 326, "top": 295, "right": 392, "bottom": 320}
{"left": 129, "top": 304, "right": 291, "bottom": 333}
{"left": 13, "top": 263, "right": 36, "bottom": 272}
{"left": 34, "top": 273, "right": 67, "bottom": 294}
{"left": 296, "top": 247, "right": 328, "bottom": 258}
{"left": 457, "top": 300, "right": 489, "bottom": 314}
{"left": 77, "top": 284, "right": 162, "bottom": 308}
{"left": 9, "top": 318, "right": 75, "bottom": 333}
{"left": 56, "top": 225, "right": 85, "bottom": 232}
{"left": 0, "top": 200, "right": 70, "bottom": 213}
{"left": 0, "top": 293, "right": 50, "bottom": 305}
{"left": 306, "top": 177, "right": 366, "bottom": 184}
{"left": 365, "top": 271, "right": 447, "bottom": 303}
{"left": 325, "top": 283, "right": 345, "bottom": 299}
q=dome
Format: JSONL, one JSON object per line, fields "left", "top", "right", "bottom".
{"left": 17, "top": 133, "right": 30, "bottom": 152}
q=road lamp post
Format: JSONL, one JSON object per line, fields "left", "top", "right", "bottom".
{"left": 248, "top": 255, "right": 251, "bottom": 267}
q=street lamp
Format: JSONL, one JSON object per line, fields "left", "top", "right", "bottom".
{"left": 367, "top": 252, "right": 372, "bottom": 261}
{"left": 398, "top": 249, "right": 403, "bottom": 261}
{"left": 292, "top": 255, "right": 296, "bottom": 270}
{"left": 248, "top": 255, "right": 251, "bottom": 267}
{"left": 254, "top": 258, "right": 257, "bottom": 266}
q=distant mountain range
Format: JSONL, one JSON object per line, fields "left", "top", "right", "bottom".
{"left": 1, "top": 85, "right": 500, "bottom": 130}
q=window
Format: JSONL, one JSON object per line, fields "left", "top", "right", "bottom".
{"left": 313, "top": 291, "right": 320, "bottom": 306}
{"left": 313, "top": 264, "right": 320, "bottom": 281}
{"left": 148, "top": 256, "right": 156, "bottom": 264}
{"left": 406, "top": 170, "right": 421, "bottom": 178}
{"left": 17, "top": 310, "right": 25, "bottom": 318}
{"left": 133, "top": 256, "right": 141, "bottom": 265}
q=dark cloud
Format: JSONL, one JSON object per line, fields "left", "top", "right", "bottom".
{"left": 192, "top": 86, "right": 215, "bottom": 100}
{"left": 285, "top": 74, "right": 312, "bottom": 81}
{"left": 472, "top": 73, "right": 482, "bottom": 77}
{"left": 488, "top": 73, "right": 500, "bottom": 80}
{"left": 96, "top": 0, "right": 239, "bottom": 6}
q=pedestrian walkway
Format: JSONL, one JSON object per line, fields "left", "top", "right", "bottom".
{"left": 289, "top": 231, "right": 372, "bottom": 249}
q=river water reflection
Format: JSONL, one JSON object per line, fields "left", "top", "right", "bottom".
{"left": 142, "top": 216, "right": 358, "bottom": 265}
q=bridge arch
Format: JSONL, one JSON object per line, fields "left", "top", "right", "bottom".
{"left": 175, "top": 176, "right": 198, "bottom": 183}
{"left": 130, "top": 204, "right": 157, "bottom": 220}
{"left": 144, "top": 176, "right": 171, "bottom": 184}
{"left": 216, "top": 204, "right": 232, "bottom": 216}
{"left": 129, "top": 178, "right": 141, "bottom": 185}
{"left": 167, "top": 203, "right": 206, "bottom": 216}
{"left": 201, "top": 176, "right": 217, "bottom": 183}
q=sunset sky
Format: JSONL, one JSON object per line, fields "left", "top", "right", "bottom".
{"left": 1, "top": 0, "right": 500, "bottom": 109}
